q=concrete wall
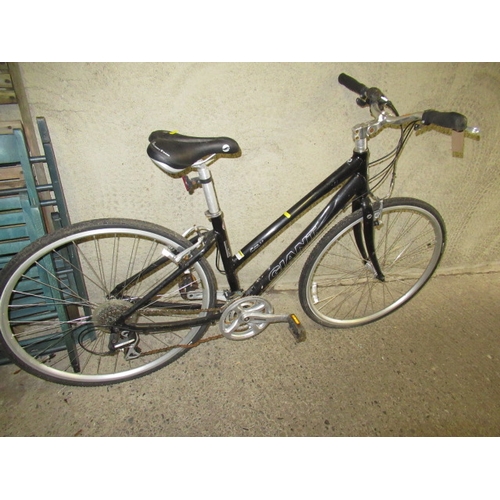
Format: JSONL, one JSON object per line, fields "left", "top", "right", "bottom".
{"left": 6, "top": 62, "right": 500, "bottom": 289}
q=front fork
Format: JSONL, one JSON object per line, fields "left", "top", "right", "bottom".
{"left": 353, "top": 196, "right": 385, "bottom": 281}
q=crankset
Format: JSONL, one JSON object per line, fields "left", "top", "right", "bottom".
{"left": 218, "top": 295, "right": 306, "bottom": 342}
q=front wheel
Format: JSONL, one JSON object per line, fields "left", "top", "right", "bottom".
{"left": 298, "top": 198, "right": 446, "bottom": 328}
{"left": 0, "top": 219, "right": 217, "bottom": 386}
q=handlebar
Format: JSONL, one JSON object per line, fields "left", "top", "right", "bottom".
{"left": 421, "top": 110, "right": 467, "bottom": 133}
{"left": 338, "top": 73, "right": 469, "bottom": 133}
{"left": 338, "top": 73, "right": 368, "bottom": 97}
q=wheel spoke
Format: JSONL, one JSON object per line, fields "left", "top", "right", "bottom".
{"left": 0, "top": 220, "right": 216, "bottom": 386}
{"left": 300, "top": 199, "right": 445, "bottom": 327}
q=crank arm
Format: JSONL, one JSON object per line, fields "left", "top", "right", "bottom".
{"left": 243, "top": 312, "right": 290, "bottom": 324}
{"left": 243, "top": 312, "right": 306, "bottom": 343}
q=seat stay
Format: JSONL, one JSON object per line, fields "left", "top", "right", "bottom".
{"left": 113, "top": 231, "right": 218, "bottom": 326}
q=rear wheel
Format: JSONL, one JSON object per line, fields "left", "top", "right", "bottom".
{"left": 299, "top": 198, "right": 446, "bottom": 327}
{"left": 0, "top": 219, "right": 217, "bottom": 386}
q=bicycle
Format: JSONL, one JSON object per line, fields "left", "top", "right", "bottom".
{"left": 0, "top": 73, "right": 479, "bottom": 386}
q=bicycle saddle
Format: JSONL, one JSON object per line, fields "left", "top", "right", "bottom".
{"left": 147, "top": 130, "right": 240, "bottom": 174}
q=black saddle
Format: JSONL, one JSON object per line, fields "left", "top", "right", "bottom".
{"left": 147, "top": 130, "right": 240, "bottom": 171}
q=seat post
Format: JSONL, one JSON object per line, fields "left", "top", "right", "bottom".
{"left": 196, "top": 164, "right": 222, "bottom": 219}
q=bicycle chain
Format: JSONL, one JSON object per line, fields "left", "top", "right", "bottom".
{"left": 140, "top": 333, "right": 224, "bottom": 356}
{"left": 136, "top": 305, "right": 224, "bottom": 357}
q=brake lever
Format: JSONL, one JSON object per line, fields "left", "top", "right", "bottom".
{"left": 356, "top": 96, "right": 369, "bottom": 108}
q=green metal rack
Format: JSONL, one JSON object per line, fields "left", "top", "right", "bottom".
{"left": 0, "top": 118, "right": 72, "bottom": 365}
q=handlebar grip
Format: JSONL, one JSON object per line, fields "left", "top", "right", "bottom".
{"left": 338, "top": 73, "right": 368, "bottom": 96}
{"left": 422, "top": 110, "right": 467, "bottom": 132}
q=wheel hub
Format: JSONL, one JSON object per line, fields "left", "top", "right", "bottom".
{"left": 92, "top": 300, "right": 133, "bottom": 330}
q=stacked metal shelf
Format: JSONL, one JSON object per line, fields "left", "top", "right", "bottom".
{"left": 0, "top": 119, "right": 71, "bottom": 364}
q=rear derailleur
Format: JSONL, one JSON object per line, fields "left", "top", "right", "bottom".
{"left": 108, "top": 329, "right": 142, "bottom": 360}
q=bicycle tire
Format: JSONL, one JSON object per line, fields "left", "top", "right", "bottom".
{"left": 298, "top": 197, "right": 446, "bottom": 327}
{"left": 0, "top": 218, "right": 217, "bottom": 386}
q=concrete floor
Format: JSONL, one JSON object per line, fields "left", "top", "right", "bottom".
{"left": 1, "top": 272, "right": 499, "bottom": 437}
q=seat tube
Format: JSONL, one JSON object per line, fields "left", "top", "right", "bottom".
{"left": 196, "top": 165, "right": 241, "bottom": 292}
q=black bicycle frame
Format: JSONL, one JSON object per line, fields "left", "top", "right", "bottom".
{"left": 211, "top": 150, "right": 378, "bottom": 297}
{"left": 115, "top": 150, "right": 385, "bottom": 332}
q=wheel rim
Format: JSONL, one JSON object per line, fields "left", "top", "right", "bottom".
{"left": 0, "top": 225, "right": 214, "bottom": 384}
{"left": 305, "top": 204, "right": 444, "bottom": 327}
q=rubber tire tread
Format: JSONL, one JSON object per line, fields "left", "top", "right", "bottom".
{"left": 298, "top": 198, "right": 446, "bottom": 328}
{"left": 0, "top": 218, "right": 217, "bottom": 386}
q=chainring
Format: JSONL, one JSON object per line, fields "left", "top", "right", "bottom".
{"left": 219, "top": 296, "right": 274, "bottom": 340}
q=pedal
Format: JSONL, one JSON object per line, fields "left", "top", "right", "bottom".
{"left": 287, "top": 314, "right": 306, "bottom": 343}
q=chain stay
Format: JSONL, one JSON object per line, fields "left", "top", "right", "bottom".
{"left": 140, "top": 333, "right": 224, "bottom": 357}
{"left": 132, "top": 305, "right": 223, "bottom": 357}
{"left": 127, "top": 296, "right": 305, "bottom": 357}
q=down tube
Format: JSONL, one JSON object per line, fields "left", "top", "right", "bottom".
{"left": 244, "top": 174, "right": 366, "bottom": 296}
